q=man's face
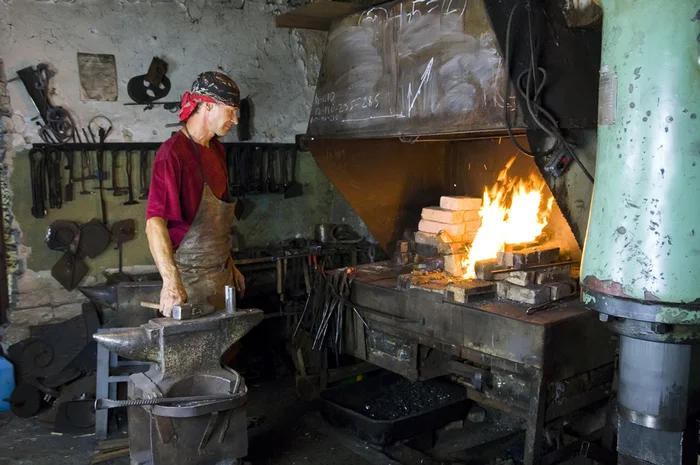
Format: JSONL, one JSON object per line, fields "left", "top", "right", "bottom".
{"left": 206, "top": 103, "right": 239, "bottom": 137}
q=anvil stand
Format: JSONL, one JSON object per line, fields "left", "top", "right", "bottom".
{"left": 94, "top": 303, "right": 263, "bottom": 465}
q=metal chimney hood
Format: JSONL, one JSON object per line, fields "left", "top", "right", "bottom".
{"left": 306, "top": 0, "right": 602, "bottom": 140}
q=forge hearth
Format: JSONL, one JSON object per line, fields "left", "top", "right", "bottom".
{"left": 404, "top": 241, "right": 578, "bottom": 307}
{"left": 497, "top": 245, "right": 560, "bottom": 268}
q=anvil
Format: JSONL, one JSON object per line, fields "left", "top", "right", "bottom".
{"left": 94, "top": 309, "right": 263, "bottom": 464}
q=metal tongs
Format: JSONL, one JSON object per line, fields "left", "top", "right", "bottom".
{"left": 526, "top": 290, "right": 580, "bottom": 315}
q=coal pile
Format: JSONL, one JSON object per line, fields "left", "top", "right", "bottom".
{"left": 362, "top": 378, "right": 459, "bottom": 420}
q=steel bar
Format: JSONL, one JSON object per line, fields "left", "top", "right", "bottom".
{"left": 95, "top": 394, "right": 240, "bottom": 410}
{"left": 492, "top": 260, "right": 579, "bottom": 275}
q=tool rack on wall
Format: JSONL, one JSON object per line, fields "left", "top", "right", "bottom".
{"left": 28, "top": 141, "right": 302, "bottom": 220}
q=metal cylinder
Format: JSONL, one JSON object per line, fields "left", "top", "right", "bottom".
{"left": 315, "top": 224, "right": 332, "bottom": 243}
{"left": 225, "top": 285, "right": 236, "bottom": 313}
{"left": 581, "top": 0, "right": 700, "bottom": 321}
{"left": 618, "top": 336, "right": 694, "bottom": 431}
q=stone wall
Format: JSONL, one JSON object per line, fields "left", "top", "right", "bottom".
{"left": 0, "top": 58, "right": 23, "bottom": 341}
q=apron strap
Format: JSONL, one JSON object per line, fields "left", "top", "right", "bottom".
{"left": 182, "top": 125, "right": 229, "bottom": 201}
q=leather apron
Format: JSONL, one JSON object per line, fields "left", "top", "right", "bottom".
{"left": 173, "top": 131, "right": 237, "bottom": 310}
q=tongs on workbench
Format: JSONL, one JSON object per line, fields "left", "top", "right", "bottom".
{"left": 526, "top": 290, "right": 580, "bottom": 315}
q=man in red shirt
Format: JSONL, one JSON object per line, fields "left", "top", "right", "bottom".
{"left": 146, "top": 72, "right": 245, "bottom": 316}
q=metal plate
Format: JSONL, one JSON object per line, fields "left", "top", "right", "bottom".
{"left": 51, "top": 252, "right": 89, "bottom": 291}
{"left": 77, "top": 53, "right": 118, "bottom": 102}
{"left": 111, "top": 219, "right": 136, "bottom": 244}
{"left": 8, "top": 308, "right": 100, "bottom": 379}
{"left": 45, "top": 220, "right": 80, "bottom": 252}
{"left": 79, "top": 219, "right": 111, "bottom": 258}
{"left": 597, "top": 72, "right": 617, "bottom": 126}
{"left": 10, "top": 383, "right": 44, "bottom": 418}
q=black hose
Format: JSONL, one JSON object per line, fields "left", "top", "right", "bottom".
{"left": 503, "top": 1, "right": 594, "bottom": 183}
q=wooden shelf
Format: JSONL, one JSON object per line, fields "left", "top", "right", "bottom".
{"left": 275, "top": 1, "right": 366, "bottom": 31}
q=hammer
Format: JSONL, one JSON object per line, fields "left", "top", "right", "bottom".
{"left": 140, "top": 301, "right": 215, "bottom": 320}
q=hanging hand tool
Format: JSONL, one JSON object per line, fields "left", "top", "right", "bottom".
{"left": 107, "top": 150, "right": 127, "bottom": 197}
{"left": 88, "top": 116, "right": 113, "bottom": 143}
{"left": 78, "top": 150, "right": 94, "bottom": 196}
{"left": 82, "top": 127, "right": 95, "bottom": 144}
{"left": 257, "top": 146, "right": 265, "bottom": 194}
{"left": 283, "top": 147, "right": 303, "bottom": 199}
{"left": 88, "top": 126, "right": 97, "bottom": 145}
{"left": 138, "top": 149, "right": 150, "bottom": 200}
{"left": 29, "top": 147, "right": 47, "bottom": 219}
{"left": 237, "top": 146, "right": 247, "bottom": 195}
{"left": 64, "top": 150, "right": 74, "bottom": 202}
{"left": 123, "top": 151, "right": 139, "bottom": 205}
{"left": 266, "top": 148, "right": 279, "bottom": 193}
{"left": 111, "top": 219, "right": 136, "bottom": 282}
{"left": 96, "top": 129, "right": 108, "bottom": 224}
{"left": 242, "top": 146, "right": 253, "bottom": 193}
{"left": 229, "top": 146, "right": 245, "bottom": 220}
{"left": 14, "top": 65, "right": 75, "bottom": 144}
{"left": 45, "top": 148, "right": 63, "bottom": 209}
{"left": 228, "top": 146, "right": 245, "bottom": 198}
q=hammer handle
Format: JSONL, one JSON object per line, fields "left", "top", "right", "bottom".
{"left": 141, "top": 301, "right": 160, "bottom": 310}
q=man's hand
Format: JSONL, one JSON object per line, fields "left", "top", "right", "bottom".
{"left": 234, "top": 266, "right": 246, "bottom": 299}
{"left": 160, "top": 279, "right": 187, "bottom": 317}
{"left": 146, "top": 217, "right": 186, "bottom": 317}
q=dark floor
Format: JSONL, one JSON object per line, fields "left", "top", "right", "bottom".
{"left": 0, "top": 374, "right": 525, "bottom": 465}
{"left": 0, "top": 378, "right": 371, "bottom": 465}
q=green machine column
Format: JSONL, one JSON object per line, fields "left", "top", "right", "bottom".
{"left": 581, "top": 0, "right": 700, "bottom": 325}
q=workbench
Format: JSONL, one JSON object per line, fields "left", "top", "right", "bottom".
{"left": 342, "top": 261, "right": 617, "bottom": 465}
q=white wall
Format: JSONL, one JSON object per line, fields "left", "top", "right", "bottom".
{"left": 0, "top": 0, "right": 325, "bottom": 145}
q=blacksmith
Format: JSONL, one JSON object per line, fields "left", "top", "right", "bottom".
{"left": 146, "top": 71, "right": 245, "bottom": 316}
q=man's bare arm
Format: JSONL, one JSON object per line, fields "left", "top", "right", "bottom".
{"left": 145, "top": 217, "right": 187, "bottom": 316}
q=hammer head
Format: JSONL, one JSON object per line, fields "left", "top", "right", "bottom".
{"left": 172, "top": 302, "right": 215, "bottom": 320}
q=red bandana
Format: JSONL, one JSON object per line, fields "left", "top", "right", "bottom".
{"left": 178, "top": 92, "right": 217, "bottom": 122}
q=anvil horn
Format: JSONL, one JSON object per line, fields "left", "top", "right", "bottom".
{"left": 93, "top": 326, "right": 156, "bottom": 362}
{"left": 79, "top": 284, "right": 117, "bottom": 308}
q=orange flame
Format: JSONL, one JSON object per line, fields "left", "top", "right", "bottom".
{"left": 462, "top": 157, "right": 554, "bottom": 279}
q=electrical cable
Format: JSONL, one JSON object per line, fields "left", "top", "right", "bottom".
{"left": 504, "top": 2, "right": 551, "bottom": 156}
{"left": 503, "top": 1, "right": 594, "bottom": 183}
{"left": 522, "top": 2, "right": 595, "bottom": 182}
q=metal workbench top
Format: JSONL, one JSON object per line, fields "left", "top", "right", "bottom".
{"left": 348, "top": 261, "right": 615, "bottom": 380}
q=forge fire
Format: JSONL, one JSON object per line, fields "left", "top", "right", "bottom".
{"left": 462, "top": 157, "right": 554, "bottom": 279}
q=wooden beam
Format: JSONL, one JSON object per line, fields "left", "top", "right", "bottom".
{"left": 275, "top": 1, "right": 365, "bottom": 31}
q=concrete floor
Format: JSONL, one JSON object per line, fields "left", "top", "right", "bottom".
{"left": 0, "top": 376, "right": 522, "bottom": 465}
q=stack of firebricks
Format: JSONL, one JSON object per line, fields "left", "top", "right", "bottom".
{"left": 404, "top": 196, "right": 578, "bottom": 307}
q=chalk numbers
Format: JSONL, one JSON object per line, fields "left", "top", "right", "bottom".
{"left": 312, "top": 92, "right": 381, "bottom": 120}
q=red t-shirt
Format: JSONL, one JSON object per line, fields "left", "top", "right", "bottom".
{"left": 146, "top": 131, "right": 228, "bottom": 249}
